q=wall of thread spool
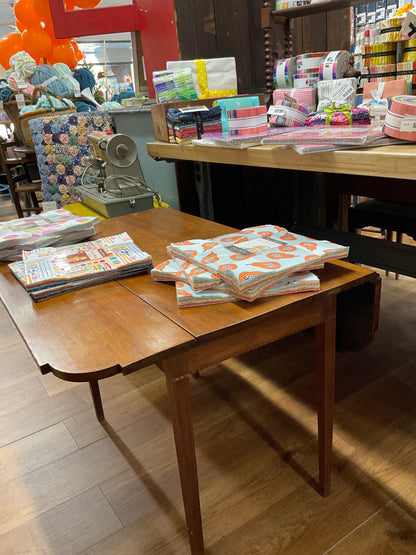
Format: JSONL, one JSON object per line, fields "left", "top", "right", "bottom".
{"left": 354, "top": 4, "right": 416, "bottom": 87}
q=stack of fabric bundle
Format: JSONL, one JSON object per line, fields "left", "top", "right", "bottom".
{"left": 152, "top": 224, "right": 349, "bottom": 308}
{"left": 0, "top": 208, "right": 99, "bottom": 261}
{"left": 166, "top": 106, "right": 222, "bottom": 143}
{"left": 9, "top": 232, "right": 153, "bottom": 301}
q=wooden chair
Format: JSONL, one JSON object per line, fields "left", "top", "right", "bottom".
{"left": 349, "top": 198, "right": 416, "bottom": 279}
{"left": 0, "top": 141, "right": 42, "bottom": 218}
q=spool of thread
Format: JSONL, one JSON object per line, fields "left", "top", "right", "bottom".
{"left": 273, "top": 57, "right": 297, "bottom": 88}
{"left": 397, "top": 61, "right": 416, "bottom": 84}
{"left": 402, "top": 39, "right": 416, "bottom": 63}
{"left": 367, "top": 64, "right": 397, "bottom": 83}
{"left": 383, "top": 95, "right": 416, "bottom": 140}
{"left": 379, "top": 17, "right": 404, "bottom": 43}
{"left": 319, "top": 50, "right": 351, "bottom": 80}
{"left": 363, "top": 43, "right": 397, "bottom": 66}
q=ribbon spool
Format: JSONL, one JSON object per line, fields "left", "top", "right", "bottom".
{"left": 383, "top": 95, "right": 416, "bottom": 140}
{"left": 273, "top": 57, "right": 296, "bottom": 88}
{"left": 319, "top": 50, "right": 351, "bottom": 80}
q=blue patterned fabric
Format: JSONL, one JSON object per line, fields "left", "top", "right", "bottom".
{"left": 29, "top": 111, "right": 115, "bottom": 208}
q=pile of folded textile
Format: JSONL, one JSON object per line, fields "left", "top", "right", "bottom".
{"left": 166, "top": 106, "right": 222, "bottom": 143}
{"left": 152, "top": 224, "right": 349, "bottom": 308}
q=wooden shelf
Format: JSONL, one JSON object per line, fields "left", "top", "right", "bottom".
{"left": 271, "top": 0, "right": 369, "bottom": 19}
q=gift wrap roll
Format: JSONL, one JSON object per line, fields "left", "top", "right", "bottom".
{"left": 296, "top": 52, "right": 327, "bottom": 72}
{"left": 273, "top": 57, "right": 297, "bottom": 88}
{"left": 397, "top": 61, "right": 416, "bottom": 84}
{"left": 383, "top": 95, "right": 416, "bottom": 140}
{"left": 319, "top": 50, "right": 351, "bottom": 80}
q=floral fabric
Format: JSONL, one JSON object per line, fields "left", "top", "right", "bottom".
{"left": 29, "top": 112, "right": 115, "bottom": 208}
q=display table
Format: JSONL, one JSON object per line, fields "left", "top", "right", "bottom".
{"left": 0, "top": 208, "right": 380, "bottom": 554}
{"left": 147, "top": 141, "right": 416, "bottom": 278}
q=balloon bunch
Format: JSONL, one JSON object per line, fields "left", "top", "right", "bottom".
{"left": 0, "top": 0, "right": 100, "bottom": 70}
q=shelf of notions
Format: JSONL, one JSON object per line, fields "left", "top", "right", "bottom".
{"left": 265, "top": 0, "right": 370, "bottom": 21}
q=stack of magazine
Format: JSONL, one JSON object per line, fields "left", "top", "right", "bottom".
{"left": 9, "top": 232, "right": 153, "bottom": 301}
{"left": 152, "top": 224, "right": 349, "bottom": 308}
{"left": 0, "top": 209, "right": 100, "bottom": 261}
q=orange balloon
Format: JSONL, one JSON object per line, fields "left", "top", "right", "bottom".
{"left": 33, "top": 0, "right": 51, "bottom": 19}
{"left": 46, "top": 40, "right": 76, "bottom": 66}
{"left": 15, "top": 19, "right": 27, "bottom": 33}
{"left": 64, "top": 0, "right": 75, "bottom": 10}
{"left": 14, "top": 0, "right": 43, "bottom": 28}
{"left": 22, "top": 27, "right": 52, "bottom": 59}
{"left": 72, "top": 0, "right": 101, "bottom": 8}
{"left": 0, "top": 33, "right": 23, "bottom": 70}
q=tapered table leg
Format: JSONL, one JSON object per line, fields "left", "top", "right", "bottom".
{"left": 315, "top": 296, "right": 336, "bottom": 498}
{"left": 89, "top": 380, "right": 104, "bottom": 421}
{"left": 165, "top": 371, "right": 204, "bottom": 554}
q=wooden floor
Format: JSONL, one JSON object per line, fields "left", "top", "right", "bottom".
{"left": 1, "top": 194, "right": 416, "bottom": 554}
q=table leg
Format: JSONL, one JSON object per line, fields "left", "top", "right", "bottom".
{"left": 165, "top": 372, "right": 204, "bottom": 555}
{"left": 315, "top": 296, "right": 336, "bottom": 498}
{"left": 89, "top": 380, "right": 104, "bottom": 421}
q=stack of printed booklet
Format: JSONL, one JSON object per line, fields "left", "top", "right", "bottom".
{"left": 9, "top": 232, "right": 153, "bottom": 301}
{"left": 152, "top": 224, "right": 349, "bottom": 308}
{"left": 0, "top": 209, "right": 100, "bottom": 261}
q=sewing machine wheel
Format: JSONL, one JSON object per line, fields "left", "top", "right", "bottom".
{"left": 81, "top": 159, "right": 106, "bottom": 190}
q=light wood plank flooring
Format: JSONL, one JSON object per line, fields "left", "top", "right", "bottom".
{"left": 1, "top": 194, "right": 416, "bottom": 554}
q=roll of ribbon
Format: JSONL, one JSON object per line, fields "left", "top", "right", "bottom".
{"left": 293, "top": 74, "right": 320, "bottom": 88}
{"left": 296, "top": 52, "right": 327, "bottom": 72}
{"left": 383, "top": 95, "right": 416, "bottom": 140}
{"left": 273, "top": 57, "right": 297, "bottom": 88}
{"left": 319, "top": 50, "right": 351, "bottom": 80}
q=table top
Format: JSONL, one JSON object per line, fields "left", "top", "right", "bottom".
{"left": 0, "top": 208, "right": 378, "bottom": 382}
{"left": 147, "top": 141, "right": 416, "bottom": 181}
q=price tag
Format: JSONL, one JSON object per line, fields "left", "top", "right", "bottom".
{"left": 15, "top": 94, "right": 26, "bottom": 110}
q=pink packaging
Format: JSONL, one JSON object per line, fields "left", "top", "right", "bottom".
{"left": 273, "top": 87, "right": 316, "bottom": 110}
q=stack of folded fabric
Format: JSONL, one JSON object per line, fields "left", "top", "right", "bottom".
{"left": 305, "top": 105, "right": 371, "bottom": 126}
{"left": 9, "top": 232, "right": 153, "bottom": 301}
{"left": 269, "top": 94, "right": 310, "bottom": 127}
{"left": 166, "top": 106, "right": 222, "bottom": 143}
{"left": 152, "top": 224, "right": 349, "bottom": 308}
{"left": 0, "top": 209, "right": 100, "bottom": 261}
{"left": 152, "top": 68, "right": 198, "bottom": 104}
{"left": 225, "top": 105, "right": 268, "bottom": 136}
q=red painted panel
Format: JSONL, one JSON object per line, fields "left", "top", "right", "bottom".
{"left": 139, "top": 0, "right": 180, "bottom": 98}
{"left": 49, "top": 0, "right": 180, "bottom": 98}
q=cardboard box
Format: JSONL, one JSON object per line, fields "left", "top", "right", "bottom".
{"left": 151, "top": 95, "right": 265, "bottom": 143}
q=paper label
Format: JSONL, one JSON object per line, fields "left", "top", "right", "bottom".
{"left": 41, "top": 201, "right": 58, "bottom": 212}
{"left": 15, "top": 94, "right": 26, "bottom": 110}
{"left": 400, "top": 118, "right": 416, "bottom": 131}
{"left": 179, "top": 106, "right": 209, "bottom": 113}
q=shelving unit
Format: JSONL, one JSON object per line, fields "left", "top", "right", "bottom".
{"left": 262, "top": 0, "right": 361, "bottom": 93}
